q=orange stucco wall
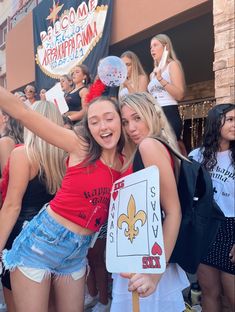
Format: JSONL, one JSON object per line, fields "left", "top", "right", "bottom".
{"left": 6, "top": 0, "right": 210, "bottom": 91}
{"left": 110, "top": 0, "right": 209, "bottom": 44}
{"left": 6, "top": 13, "right": 35, "bottom": 91}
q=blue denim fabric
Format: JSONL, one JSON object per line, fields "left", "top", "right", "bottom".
{"left": 2, "top": 205, "right": 92, "bottom": 276}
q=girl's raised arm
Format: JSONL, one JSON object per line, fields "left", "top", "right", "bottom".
{"left": 0, "top": 87, "right": 81, "bottom": 154}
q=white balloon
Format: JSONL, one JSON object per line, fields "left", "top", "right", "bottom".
{"left": 98, "top": 56, "right": 127, "bottom": 87}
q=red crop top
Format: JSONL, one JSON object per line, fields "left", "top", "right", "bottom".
{"left": 50, "top": 159, "right": 121, "bottom": 232}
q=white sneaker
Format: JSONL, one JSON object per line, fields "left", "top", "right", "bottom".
{"left": 84, "top": 293, "right": 98, "bottom": 309}
{"left": 191, "top": 305, "right": 202, "bottom": 312}
{"left": 91, "top": 299, "right": 111, "bottom": 312}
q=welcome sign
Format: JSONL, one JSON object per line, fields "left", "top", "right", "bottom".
{"left": 33, "top": 0, "right": 113, "bottom": 91}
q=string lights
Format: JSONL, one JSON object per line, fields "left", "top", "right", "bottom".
{"left": 179, "top": 98, "right": 216, "bottom": 149}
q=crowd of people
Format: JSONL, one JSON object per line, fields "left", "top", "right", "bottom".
{"left": 0, "top": 33, "right": 234, "bottom": 312}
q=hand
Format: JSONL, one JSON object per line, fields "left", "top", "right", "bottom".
{"left": 229, "top": 244, "right": 235, "bottom": 264}
{"left": 121, "top": 272, "right": 162, "bottom": 297}
{"left": 153, "top": 67, "right": 162, "bottom": 81}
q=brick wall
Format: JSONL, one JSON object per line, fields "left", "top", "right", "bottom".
{"left": 213, "top": 0, "right": 235, "bottom": 104}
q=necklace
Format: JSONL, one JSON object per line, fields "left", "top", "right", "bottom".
{"left": 100, "top": 156, "right": 115, "bottom": 185}
{"left": 100, "top": 156, "right": 115, "bottom": 168}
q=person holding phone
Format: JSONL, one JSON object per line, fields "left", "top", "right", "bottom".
{"left": 148, "top": 34, "right": 185, "bottom": 142}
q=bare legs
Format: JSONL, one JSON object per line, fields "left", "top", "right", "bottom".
{"left": 87, "top": 238, "right": 109, "bottom": 305}
{"left": 221, "top": 271, "right": 235, "bottom": 310}
{"left": 11, "top": 269, "right": 51, "bottom": 312}
{"left": 52, "top": 274, "right": 86, "bottom": 312}
{"left": 3, "top": 286, "right": 15, "bottom": 312}
{"left": 11, "top": 268, "right": 86, "bottom": 312}
{"left": 197, "top": 264, "right": 235, "bottom": 312}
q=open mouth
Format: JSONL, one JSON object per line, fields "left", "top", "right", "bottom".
{"left": 101, "top": 133, "right": 113, "bottom": 140}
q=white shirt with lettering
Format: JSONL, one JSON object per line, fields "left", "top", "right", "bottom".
{"left": 147, "top": 64, "right": 178, "bottom": 107}
{"left": 189, "top": 148, "right": 235, "bottom": 217}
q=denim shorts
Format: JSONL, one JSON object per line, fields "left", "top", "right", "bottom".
{"left": 2, "top": 205, "right": 92, "bottom": 281}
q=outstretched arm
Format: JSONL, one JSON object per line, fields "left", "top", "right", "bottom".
{"left": 0, "top": 87, "right": 81, "bottom": 154}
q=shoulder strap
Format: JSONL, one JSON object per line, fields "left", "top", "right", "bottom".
{"left": 78, "top": 86, "right": 86, "bottom": 93}
{"left": 153, "top": 137, "right": 191, "bottom": 163}
{"left": 133, "top": 148, "right": 145, "bottom": 172}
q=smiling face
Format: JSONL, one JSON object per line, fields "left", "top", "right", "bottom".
{"left": 121, "top": 105, "right": 150, "bottom": 145}
{"left": 87, "top": 100, "right": 121, "bottom": 152}
{"left": 220, "top": 109, "right": 235, "bottom": 149}
{"left": 150, "top": 38, "right": 165, "bottom": 63}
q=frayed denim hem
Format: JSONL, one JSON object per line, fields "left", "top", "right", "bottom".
{"left": 3, "top": 249, "right": 87, "bottom": 284}
{"left": 2, "top": 249, "right": 24, "bottom": 272}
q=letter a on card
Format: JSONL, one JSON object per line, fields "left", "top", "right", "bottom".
{"left": 106, "top": 166, "right": 166, "bottom": 274}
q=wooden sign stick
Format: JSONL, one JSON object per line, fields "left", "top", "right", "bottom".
{"left": 132, "top": 290, "right": 140, "bottom": 312}
{"left": 130, "top": 273, "right": 140, "bottom": 312}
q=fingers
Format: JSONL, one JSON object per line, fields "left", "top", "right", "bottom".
{"left": 119, "top": 273, "right": 160, "bottom": 297}
{"left": 120, "top": 272, "right": 132, "bottom": 279}
{"left": 127, "top": 274, "right": 158, "bottom": 297}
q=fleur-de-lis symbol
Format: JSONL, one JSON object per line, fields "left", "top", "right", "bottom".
{"left": 117, "top": 195, "right": 147, "bottom": 243}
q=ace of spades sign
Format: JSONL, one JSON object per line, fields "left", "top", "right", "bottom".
{"left": 106, "top": 166, "right": 166, "bottom": 274}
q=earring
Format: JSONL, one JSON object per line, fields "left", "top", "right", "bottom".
{"left": 82, "top": 79, "right": 86, "bottom": 84}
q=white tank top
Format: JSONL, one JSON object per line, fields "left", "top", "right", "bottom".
{"left": 118, "top": 87, "right": 129, "bottom": 100}
{"left": 147, "top": 64, "right": 178, "bottom": 107}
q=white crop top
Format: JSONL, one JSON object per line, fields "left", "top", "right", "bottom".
{"left": 118, "top": 87, "right": 129, "bottom": 100}
{"left": 147, "top": 64, "right": 178, "bottom": 107}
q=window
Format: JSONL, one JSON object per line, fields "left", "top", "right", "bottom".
{"left": 0, "top": 74, "right": 7, "bottom": 88}
{"left": 0, "top": 20, "right": 8, "bottom": 50}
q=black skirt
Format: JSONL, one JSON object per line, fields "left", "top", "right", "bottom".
{"left": 201, "top": 217, "right": 235, "bottom": 275}
{"left": 162, "top": 105, "right": 182, "bottom": 140}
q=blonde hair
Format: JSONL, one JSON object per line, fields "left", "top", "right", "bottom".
{"left": 120, "top": 51, "right": 147, "bottom": 95}
{"left": 24, "top": 101, "right": 66, "bottom": 194}
{"left": 151, "top": 34, "right": 185, "bottom": 78}
{"left": 120, "top": 92, "right": 182, "bottom": 177}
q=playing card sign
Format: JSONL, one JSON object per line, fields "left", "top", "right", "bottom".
{"left": 106, "top": 166, "right": 166, "bottom": 274}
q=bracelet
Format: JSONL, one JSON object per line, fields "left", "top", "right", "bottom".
{"left": 158, "top": 77, "right": 163, "bottom": 82}
{"left": 162, "top": 81, "right": 169, "bottom": 88}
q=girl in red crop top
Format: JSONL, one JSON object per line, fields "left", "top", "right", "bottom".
{"left": 110, "top": 93, "right": 189, "bottom": 312}
{"left": 0, "top": 88, "right": 124, "bottom": 312}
